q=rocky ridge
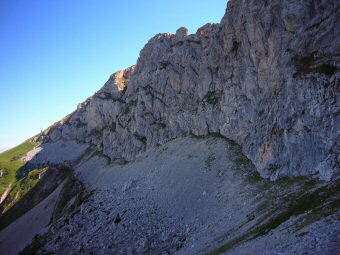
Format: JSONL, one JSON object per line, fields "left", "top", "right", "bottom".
{"left": 40, "top": 0, "right": 340, "bottom": 180}
{"left": 1, "top": 1, "right": 340, "bottom": 254}
{"left": 40, "top": 0, "right": 340, "bottom": 181}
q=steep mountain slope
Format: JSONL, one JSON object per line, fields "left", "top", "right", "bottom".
{"left": 0, "top": 163, "right": 88, "bottom": 255}
{"left": 37, "top": 0, "right": 340, "bottom": 180}
{"left": 0, "top": 0, "right": 339, "bottom": 254}
{"left": 0, "top": 141, "right": 41, "bottom": 214}
{"left": 20, "top": 137, "right": 340, "bottom": 254}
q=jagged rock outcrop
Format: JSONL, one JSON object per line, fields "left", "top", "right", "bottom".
{"left": 41, "top": 0, "right": 339, "bottom": 180}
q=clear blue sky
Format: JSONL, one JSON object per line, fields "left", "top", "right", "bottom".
{"left": 0, "top": 0, "right": 227, "bottom": 151}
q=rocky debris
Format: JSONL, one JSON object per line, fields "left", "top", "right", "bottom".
{"left": 42, "top": 189, "right": 188, "bottom": 255}
{"left": 0, "top": 164, "right": 88, "bottom": 255}
{"left": 21, "top": 147, "right": 42, "bottom": 162}
{"left": 30, "top": 140, "right": 90, "bottom": 165}
{"left": 231, "top": 213, "right": 340, "bottom": 255}
{"left": 0, "top": 181, "right": 66, "bottom": 255}
{"left": 29, "top": 136, "right": 339, "bottom": 255}
{"left": 0, "top": 165, "right": 81, "bottom": 230}
{"left": 29, "top": 136, "right": 252, "bottom": 254}
{"left": 2, "top": 1, "right": 340, "bottom": 254}
{"left": 35, "top": 0, "right": 340, "bottom": 181}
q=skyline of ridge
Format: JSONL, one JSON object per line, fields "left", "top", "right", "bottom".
{"left": 0, "top": 0, "right": 227, "bottom": 150}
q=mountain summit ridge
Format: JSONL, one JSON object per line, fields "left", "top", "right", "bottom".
{"left": 1, "top": 1, "right": 340, "bottom": 254}
{"left": 37, "top": 0, "right": 339, "bottom": 181}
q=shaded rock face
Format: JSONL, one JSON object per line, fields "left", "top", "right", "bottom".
{"left": 44, "top": 0, "right": 339, "bottom": 180}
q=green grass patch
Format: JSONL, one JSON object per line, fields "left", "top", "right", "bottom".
{"left": 235, "top": 155, "right": 252, "bottom": 168}
{"left": 246, "top": 172, "right": 263, "bottom": 184}
{"left": 0, "top": 141, "right": 39, "bottom": 195}
{"left": 18, "top": 166, "right": 90, "bottom": 254}
{"left": 0, "top": 164, "right": 83, "bottom": 230}
{"left": 1, "top": 168, "right": 47, "bottom": 213}
{"left": 204, "top": 91, "right": 220, "bottom": 105}
{"left": 293, "top": 53, "right": 338, "bottom": 77}
{"left": 209, "top": 178, "right": 340, "bottom": 254}
{"left": 314, "top": 64, "right": 338, "bottom": 76}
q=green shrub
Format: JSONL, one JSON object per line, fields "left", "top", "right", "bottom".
{"left": 204, "top": 91, "right": 220, "bottom": 105}
{"left": 294, "top": 54, "right": 338, "bottom": 77}
{"left": 76, "top": 121, "right": 87, "bottom": 128}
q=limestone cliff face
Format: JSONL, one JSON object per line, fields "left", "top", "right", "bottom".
{"left": 44, "top": 0, "right": 340, "bottom": 180}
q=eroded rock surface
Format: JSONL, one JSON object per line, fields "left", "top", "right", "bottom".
{"left": 39, "top": 0, "right": 339, "bottom": 181}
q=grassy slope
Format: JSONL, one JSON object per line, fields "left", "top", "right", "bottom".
{"left": 0, "top": 141, "right": 40, "bottom": 206}
{"left": 208, "top": 176, "right": 340, "bottom": 255}
{"left": 2, "top": 168, "right": 47, "bottom": 213}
